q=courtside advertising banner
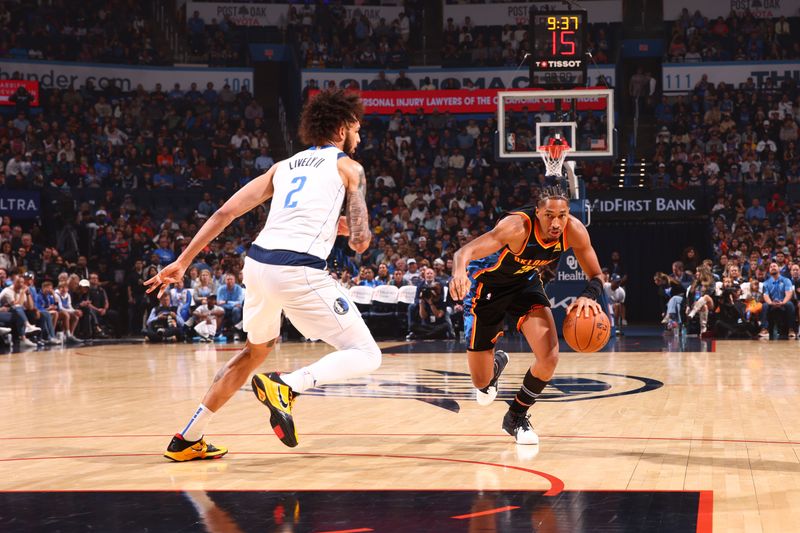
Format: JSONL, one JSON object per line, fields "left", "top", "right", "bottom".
{"left": 0, "top": 80, "right": 39, "bottom": 106}
{"left": 443, "top": 1, "right": 622, "bottom": 25}
{"left": 662, "top": 61, "right": 800, "bottom": 94}
{"left": 0, "top": 59, "right": 253, "bottom": 93}
{"left": 302, "top": 66, "right": 616, "bottom": 92}
{"left": 309, "top": 89, "right": 608, "bottom": 115}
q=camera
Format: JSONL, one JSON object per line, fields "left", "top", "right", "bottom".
{"left": 420, "top": 287, "right": 434, "bottom": 300}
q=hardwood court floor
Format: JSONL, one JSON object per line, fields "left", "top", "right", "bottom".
{"left": 1, "top": 337, "right": 799, "bottom": 531}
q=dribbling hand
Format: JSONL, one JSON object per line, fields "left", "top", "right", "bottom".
{"left": 449, "top": 273, "right": 471, "bottom": 301}
{"left": 567, "top": 296, "right": 602, "bottom": 318}
{"left": 144, "top": 261, "right": 186, "bottom": 298}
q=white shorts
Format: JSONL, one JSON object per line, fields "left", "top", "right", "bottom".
{"left": 242, "top": 257, "right": 365, "bottom": 345}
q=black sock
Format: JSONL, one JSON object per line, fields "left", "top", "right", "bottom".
{"left": 509, "top": 369, "right": 548, "bottom": 414}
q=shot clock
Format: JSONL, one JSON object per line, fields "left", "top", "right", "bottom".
{"left": 529, "top": 9, "right": 588, "bottom": 89}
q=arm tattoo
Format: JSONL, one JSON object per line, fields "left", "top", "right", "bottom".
{"left": 346, "top": 165, "right": 370, "bottom": 248}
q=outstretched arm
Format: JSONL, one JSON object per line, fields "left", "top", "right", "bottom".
{"left": 565, "top": 216, "right": 604, "bottom": 317}
{"left": 449, "top": 214, "right": 527, "bottom": 300}
{"left": 145, "top": 165, "right": 277, "bottom": 297}
{"left": 339, "top": 158, "right": 371, "bottom": 253}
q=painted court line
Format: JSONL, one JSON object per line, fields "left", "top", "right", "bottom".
{"left": 0, "top": 451, "right": 564, "bottom": 496}
{"left": 451, "top": 505, "right": 520, "bottom": 520}
{"left": 696, "top": 490, "right": 713, "bottom": 533}
{"left": 1, "top": 432, "right": 798, "bottom": 446}
{"left": 316, "top": 529, "right": 373, "bottom": 533}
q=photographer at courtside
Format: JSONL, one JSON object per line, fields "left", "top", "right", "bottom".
{"left": 407, "top": 267, "right": 453, "bottom": 340}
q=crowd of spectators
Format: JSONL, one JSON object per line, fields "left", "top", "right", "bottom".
{"left": 0, "top": 73, "right": 274, "bottom": 347}
{"left": 0, "top": 63, "right": 619, "bottom": 346}
{"left": 0, "top": 76, "right": 271, "bottom": 192}
{"left": 186, "top": 1, "right": 419, "bottom": 69}
{"left": 649, "top": 75, "right": 799, "bottom": 194}
{"left": 2, "top": 0, "right": 799, "bottom": 346}
{"left": 0, "top": 0, "right": 168, "bottom": 65}
{"left": 287, "top": 3, "right": 414, "bottom": 69}
{"left": 667, "top": 9, "right": 800, "bottom": 62}
{"left": 650, "top": 74, "right": 800, "bottom": 339}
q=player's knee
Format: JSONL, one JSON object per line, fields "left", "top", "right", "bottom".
{"left": 360, "top": 340, "right": 382, "bottom": 372}
{"left": 540, "top": 348, "right": 559, "bottom": 372}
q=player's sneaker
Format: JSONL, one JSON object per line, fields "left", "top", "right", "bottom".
{"left": 502, "top": 410, "right": 539, "bottom": 445}
{"left": 252, "top": 372, "right": 298, "bottom": 447}
{"left": 164, "top": 434, "right": 227, "bottom": 462}
{"left": 476, "top": 350, "right": 509, "bottom": 406}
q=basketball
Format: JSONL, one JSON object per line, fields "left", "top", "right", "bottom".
{"left": 562, "top": 307, "right": 611, "bottom": 353}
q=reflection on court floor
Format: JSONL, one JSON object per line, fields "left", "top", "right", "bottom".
{"left": 0, "top": 490, "right": 707, "bottom": 532}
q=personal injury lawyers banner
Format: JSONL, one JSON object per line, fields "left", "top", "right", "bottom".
{"left": 310, "top": 88, "right": 608, "bottom": 115}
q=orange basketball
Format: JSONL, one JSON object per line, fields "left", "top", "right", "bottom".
{"left": 562, "top": 307, "right": 611, "bottom": 353}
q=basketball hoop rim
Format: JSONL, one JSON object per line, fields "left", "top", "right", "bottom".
{"left": 537, "top": 143, "right": 572, "bottom": 159}
{"left": 537, "top": 142, "right": 572, "bottom": 177}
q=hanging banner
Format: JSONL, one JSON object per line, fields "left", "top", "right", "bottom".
{"left": 586, "top": 190, "right": 706, "bottom": 220}
{"left": 443, "top": 1, "right": 622, "bottom": 25}
{"left": 0, "top": 80, "right": 39, "bottom": 106}
{"left": 0, "top": 59, "right": 253, "bottom": 93}
{"left": 662, "top": 61, "right": 800, "bottom": 94}
{"left": 186, "top": 2, "right": 403, "bottom": 27}
{"left": 302, "top": 65, "right": 616, "bottom": 92}
{"left": 663, "top": 0, "right": 799, "bottom": 19}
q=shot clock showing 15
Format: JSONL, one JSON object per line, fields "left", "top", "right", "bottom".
{"left": 529, "top": 10, "right": 588, "bottom": 88}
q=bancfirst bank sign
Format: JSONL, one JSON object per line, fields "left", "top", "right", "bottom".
{"left": 0, "top": 59, "right": 253, "bottom": 92}
{"left": 302, "top": 65, "right": 616, "bottom": 91}
{"left": 586, "top": 191, "right": 705, "bottom": 220}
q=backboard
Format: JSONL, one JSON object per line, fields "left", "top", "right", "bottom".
{"left": 496, "top": 88, "right": 615, "bottom": 161}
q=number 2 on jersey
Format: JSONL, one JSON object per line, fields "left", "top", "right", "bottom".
{"left": 284, "top": 175, "right": 307, "bottom": 208}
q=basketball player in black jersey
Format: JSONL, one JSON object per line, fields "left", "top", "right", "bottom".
{"left": 450, "top": 185, "right": 604, "bottom": 444}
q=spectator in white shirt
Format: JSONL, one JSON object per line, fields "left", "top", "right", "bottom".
{"left": 229, "top": 128, "right": 250, "bottom": 149}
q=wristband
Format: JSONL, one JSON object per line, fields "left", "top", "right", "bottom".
{"left": 579, "top": 277, "right": 604, "bottom": 301}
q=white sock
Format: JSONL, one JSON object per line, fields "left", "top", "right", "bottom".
{"left": 180, "top": 403, "right": 214, "bottom": 442}
{"left": 281, "top": 348, "right": 381, "bottom": 393}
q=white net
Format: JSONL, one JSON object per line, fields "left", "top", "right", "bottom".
{"left": 537, "top": 140, "right": 572, "bottom": 177}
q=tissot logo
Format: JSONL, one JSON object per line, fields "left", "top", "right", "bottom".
{"left": 540, "top": 60, "right": 583, "bottom": 68}
{"left": 294, "top": 370, "right": 663, "bottom": 412}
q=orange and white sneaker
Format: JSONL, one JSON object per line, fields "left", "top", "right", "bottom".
{"left": 251, "top": 372, "right": 298, "bottom": 447}
{"left": 164, "top": 434, "right": 228, "bottom": 462}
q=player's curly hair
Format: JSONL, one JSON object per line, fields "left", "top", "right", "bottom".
{"left": 537, "top": 184, "right": 569, "bottom": 205}
{"left": 299, "top": 89, "right": 364, "bottom": 146}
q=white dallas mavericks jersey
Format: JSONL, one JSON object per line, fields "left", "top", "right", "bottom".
{"left": 253, "top": 146, "right": 347, "bottom": 260}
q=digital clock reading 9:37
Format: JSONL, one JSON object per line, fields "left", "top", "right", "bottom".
{"left": 529, "top": 10, "right": 587, "bottom": 87}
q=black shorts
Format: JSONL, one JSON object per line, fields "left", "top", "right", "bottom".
{"left": 462, "top": 277, "right": 550, "bottom": 352}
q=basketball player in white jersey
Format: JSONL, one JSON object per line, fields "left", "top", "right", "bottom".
{"left": 146, "top": 90, "right": 382, "bottom": 461}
